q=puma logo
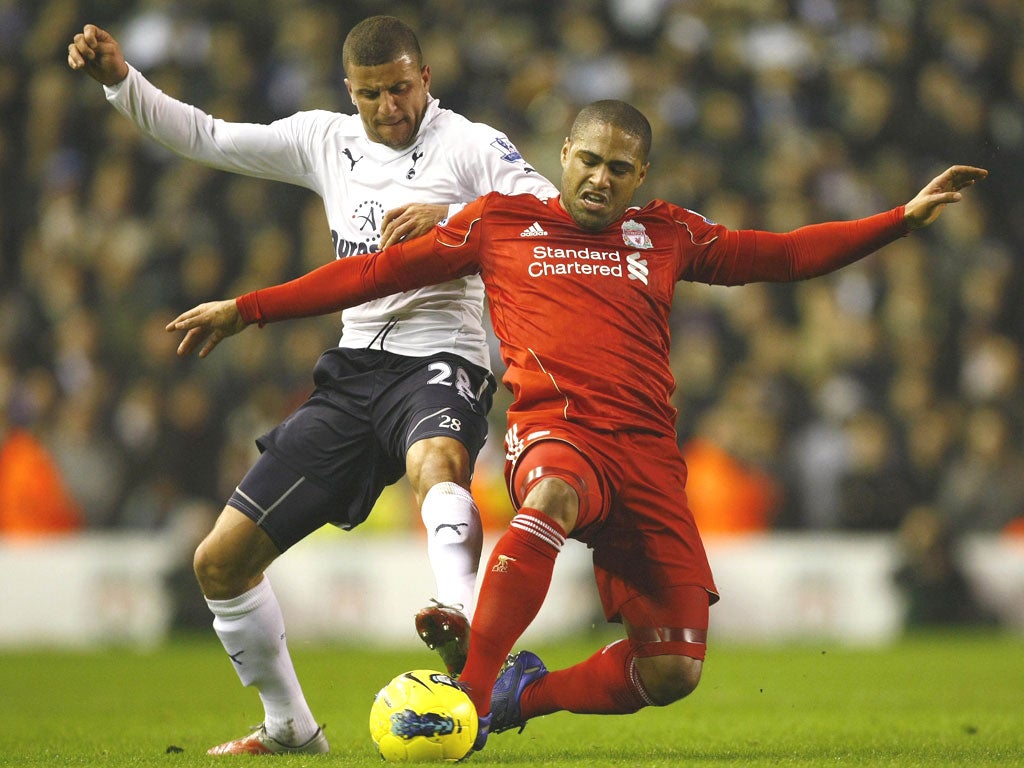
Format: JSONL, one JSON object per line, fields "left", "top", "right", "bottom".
{"left": 434, "top": 522, "right": 469, "bottom": 535}
{"left": 342, "top": 147, "right": 363, "bottom": 171}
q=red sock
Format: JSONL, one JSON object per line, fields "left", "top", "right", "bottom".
{"left": 459, "top": 508, "right": 565, "bottom": 715}
{"left": 522, "top": 638, "right": 652, "bottom": 717}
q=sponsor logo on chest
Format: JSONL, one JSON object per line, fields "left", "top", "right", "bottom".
{"left": 332, "top": 199, "right": 386, "bottom": 257}
{"left": 523, "top": 219, "right": 653, "bottom": 285}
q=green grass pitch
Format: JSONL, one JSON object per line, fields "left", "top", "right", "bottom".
{"left": 2, "top": 630, "right": 1022, "bottom": 767}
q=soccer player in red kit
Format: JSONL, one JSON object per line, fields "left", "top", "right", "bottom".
{"left": 169, "top": 100, "right": 986, "bottom": 751}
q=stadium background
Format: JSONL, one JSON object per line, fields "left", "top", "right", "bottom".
{"left": 1, "top": 0, "right": 1023, "bottom": 642}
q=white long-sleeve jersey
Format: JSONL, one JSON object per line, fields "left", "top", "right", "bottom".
{"left": 105, "top": 65, "right": 556, "bottom": 369}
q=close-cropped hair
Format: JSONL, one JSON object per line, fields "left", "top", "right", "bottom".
{"left": 571, "top": 100, "right": 653, "bottom": 162}
{"left": 342, "top": 15, "right": 423, "bottom": 72}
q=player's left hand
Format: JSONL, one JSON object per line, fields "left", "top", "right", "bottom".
{"left": 904, "top": 165, "right": 987, "bottom": 230}
{"left": 380, "top": 203, "right": 448, "bottom": 249}
{"left": 166, "top": 299, "right": 248, "bottom": 358}
{"left": 67, "top": 24, "right": 129, "bottom": 86}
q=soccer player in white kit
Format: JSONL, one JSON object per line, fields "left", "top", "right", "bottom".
{"left": 69, "top": 15, "right": 556, "bottom": 755}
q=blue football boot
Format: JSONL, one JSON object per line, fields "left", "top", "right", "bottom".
{"left": 489, "top": 651, "right": 549, "bottom": 735}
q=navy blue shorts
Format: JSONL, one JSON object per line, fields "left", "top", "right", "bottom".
{"left": 229, "top": 347, "right": 495, "bottom": 551}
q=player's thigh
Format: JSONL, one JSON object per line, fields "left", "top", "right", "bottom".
{"left": 379, "top": 353, "right": 496, "bottom": 480}
{"left": 231, "top": 445, "right": 401, "bottom": 551}
{"left": 241, "top": 380, "right": 404, "bottom": 548}
{"left": 259, "top": 354, "right": 378, "bottom": 483}
{"left": 619, "top": 585, "right": 711, "bottom": 660}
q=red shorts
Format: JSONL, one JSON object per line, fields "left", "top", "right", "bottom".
{"left": 504, "top": 418, "right": 718, "bottom": 657}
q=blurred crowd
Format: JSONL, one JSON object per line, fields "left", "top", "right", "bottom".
{"left": 2, "top": 0, "right": 1023, "bottom": 562}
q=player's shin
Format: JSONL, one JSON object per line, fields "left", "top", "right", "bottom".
{"left": 420, "top": 481, "right": 483, "bottom": 616}
{"left": 206, "top": 578, "right": 319, "bottom": 744}
{"left": 459, "top": 508, "right": 565, "bottom": 715}
{"left": 522, "top": 638, "right": 653, "bottom": 718}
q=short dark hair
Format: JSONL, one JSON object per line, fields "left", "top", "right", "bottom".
{"left": 570, "top": 100, "right": 652, "bottom": 162}
{"left": 342, "top": 15, "right": 423, "bottom": 72}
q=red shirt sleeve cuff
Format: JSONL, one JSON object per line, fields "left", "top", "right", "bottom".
{"left": 896, "top": 205, "right": 910, "bottom": 235}
{"left": 236, "top": 291, "right": 264, "bottom": 327}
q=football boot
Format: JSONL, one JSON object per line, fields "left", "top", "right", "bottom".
{"left": 489, "top": 650, "right": 548, "bottom": 735}
{"left": 207, "top": 723, "right": 329, "bottom": 755}
{"left": 415, "top": 599, "right": 470, "bottom": 676}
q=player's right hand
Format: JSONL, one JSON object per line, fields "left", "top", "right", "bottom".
{"left": 166, "top": 300, "right": 249, "bottom": 359}
{"left": 903, "top": 165, "right": 987, "bottom": 230}
{"left": 380, "top": 203, "right": 448, "bottom": 249}
{"left": 67, "top": 24, "right": 129, "bottom": 86}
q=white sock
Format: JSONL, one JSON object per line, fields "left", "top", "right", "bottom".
{"left": 420, "top": 482, "right": 483, "bottom": 619}
{"left": 207, "top": 578, "right": 319, "bottom": 745}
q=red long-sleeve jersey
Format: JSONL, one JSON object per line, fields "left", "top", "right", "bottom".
{"left": 239, "top": 193, "right": 907, "bottom": 437}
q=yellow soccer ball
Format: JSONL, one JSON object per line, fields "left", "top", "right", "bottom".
{"left": 369, "top": 669, "right": 478, "bottom": 762}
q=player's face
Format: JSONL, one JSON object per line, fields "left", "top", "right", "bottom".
{"left": 558, "top": 123, "right": 648, "bottom": 232}
{"left": 345, "top": 57, "right": 430, "bottom": 149}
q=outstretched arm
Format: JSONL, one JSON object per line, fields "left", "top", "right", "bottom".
{"left": 903, "top": 165, "right": 987, "bottom": 230}
{"left": 685, "top": 164, "right": 988, "bottom": 285}
{"left": 67, "top": 24, "right": 129, "bottom": 86}
{"left": 162, "top": 249, "right": 405, "bottom": 359}
{"left": 166, "top": 223, "right": 478, "bottom": 358}
{"left": 163, "top": 247, "right": 415, "bottom": 359}
{"left": 70, "top": 24, "right": 320, "bottom": 184}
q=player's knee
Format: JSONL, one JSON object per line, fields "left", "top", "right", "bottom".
{"left": 407, "top": 437, "right": 472, "bottom": 504}
{"left": 192, "top": 537, "right": 225, "bottom": 596}
{"left": 193, "top": 536, "right": 257, "bottom": 599}
{"left": 635, "top": 653, "right": 703, "bottom": 705}
{"left": 193, "top": 507, "right": 280, "bottom": 599}
{"left": 521, "top": 477, "right": 579, "bottom": 533}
